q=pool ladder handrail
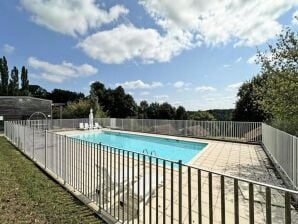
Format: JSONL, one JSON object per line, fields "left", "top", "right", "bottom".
{"left": 150, "top": 150, "right": 157, "bottom": 156}
{"left": 142, "top": 149, "right": 157, "bottom": 156}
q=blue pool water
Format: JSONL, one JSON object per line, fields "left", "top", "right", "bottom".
{"left": 72, "top": 131, "right": 207, "bottom": 164}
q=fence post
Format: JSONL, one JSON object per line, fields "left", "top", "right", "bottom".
{"left": 17, "top": 123, "right": 20, "bottom": 148}
{"left": 178, "top": 160, "right": 182, "bottom": 224}
{"left": 33, "top": 126, "right": 35, "bottom": 160}
{"left": 23, "top": 124, "right": 26, "bottom": 152}
{"left": 293, "top": 137, "right": 296, "bottom": 186}
{"left": 45, "top": 130, "right": 47, "bottom": 168}
{"left": 142, "top": 119, "right": 144, "bottom": 132}
{"left": 64, "top": 135, "right": 67, "bottom": 184}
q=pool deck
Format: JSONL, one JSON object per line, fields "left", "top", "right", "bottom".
{"left": 55, "top": 129, "right": 297, "bottom": 223}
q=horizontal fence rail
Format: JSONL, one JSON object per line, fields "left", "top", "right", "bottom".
{"left": 4, "top": 120, "right": 298, "bottom": 224}
{"left": 19, "top": 118, "right": 262, "bottom": 143}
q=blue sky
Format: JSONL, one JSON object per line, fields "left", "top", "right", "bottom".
{"left": 1, "top": 0, "right": 298, "bottom": 110}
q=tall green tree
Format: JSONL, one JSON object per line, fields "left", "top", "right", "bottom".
{"left": 146, "top": 102, "right": 160, "bottom": 119}
{"left": 0, "top": 58, "right": 2, "bottom": 94}
{"left": 90, "top": 84, "right": 106, "bottom": 118}
{"left": 256, "top": 28, "right": 298, "bottom": 134}
{"left": 20, "top": 66, "right": 29, "bottom": 95}
{"left": 8, "top": 66, "right": 19, "bottom": 96}
{"left": 157, "top": 102, "right": 176, "bottom": 119}
{"left": 106, "top": 86, "right": 137, "bottom": 118}
{"left": 175, "top": 106, "right": 188, "bottom": 120}
{"left": 90, "top": 81, "right": 106, "bottom": 103}
{"left": 138, "top": 100, "right": 149, "bottom": 118}
{"left": 233, "top": 75, "right": 269, "bottom": 122}
{"left": 0, "top": 56, "right": 9, "bottom": 95}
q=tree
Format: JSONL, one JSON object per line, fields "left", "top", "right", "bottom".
{"left": 0, "top": 58, "right": 2, "bottom": 94}
{"left": 256, "top": 28, "right": 298, "bottom": 134}
{"left": 62, "top": 100, "right": 91, "bottom": 118}
{"left": 157, "top": 102, "right": 176, "bottom": 119}
{"left": 147, "top": 102, "right": 160, "bottom": 119}
{"left": 207, "top": 109, "right": 234, "bottom": 121}
{"left": 29, "top": 85, "right": 50, "bottom": 98}
{"left": 233, "top": 75, "right": 269, "bottom": 122}
{"left": 90, "top": 81, "right": 106, "bottom": 103}
{"left": 232, "top": 27, "right": 298, "bottom": 135}
{"left": 188, "top": 111, "right": 215, "bottom": 121}
{"left": 175, "top": 106, "right": 188, "bottom": 120}
{"left": 49, "top": 89, "right": 85, "bottom": 103}
{"left": 90, "top": 84, "right": 106, "bottom": 118}
{"left": 138, "top": 100, "right": 149, "bottom": 118}
{"left": 105, "top": 86, "right": 137, "bottom": 118}
{"left": 20, "top": 66, "right": 29, "bottom": 95}
{"left": 8, "top": 66, "right": 19, "bottom": 96}
{"left": 0, "top": 56, "right": 9, "bottom": 95}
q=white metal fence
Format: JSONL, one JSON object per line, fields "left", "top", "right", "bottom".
{"left": 22, "top": 118, "right": 262, "bottom": 143}
{"left": 262, "top": 123, "right": 298, "bottom": 189}
{"left": 4, "top": 120, "right": 298, "bottom": 224}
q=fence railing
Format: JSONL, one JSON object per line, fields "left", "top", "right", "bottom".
{"left": 262, "top": 123, "right": 298, "bottom": 189}
{"left": 21, "top": 118, "right": 262, "bottom": 143}
{"left": 4, "top": 120, "right": 298, "bottom": 223}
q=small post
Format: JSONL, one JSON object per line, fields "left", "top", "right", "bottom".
{"left": 178, "top": 160, "right": 182, "bottom": 224}
{"left": 266, "top": 187, "right": 271, "bottom": 224}
{"left": 23, "top": 124, "right": 26, "bottom": 152}
{"left": 64, "top": 135, "right": 67, "bottom": 184}
{"left": 285, "top": 192, "right": 291, "bottom": 224}
{"left": 33, "top": 126, "right": 35, "bottom": 160}
{"left": 45, "top": 130, "right": 47, "bottom": 168}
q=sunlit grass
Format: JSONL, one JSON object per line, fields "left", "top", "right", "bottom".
{"left": 0, "top": 137, "right": 103, "bottom": 223}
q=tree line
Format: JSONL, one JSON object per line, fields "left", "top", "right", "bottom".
{"left": 0, "top": 56, "right": 226, "bottom": 120}
{"left": 0, "top": 56, "right": 233, "bottom": 121}
{"left": 233, "top": 27, "right": 298, "bottom": 135}
{"left": 0, "top": 57, "right": 29, "bottom": 96}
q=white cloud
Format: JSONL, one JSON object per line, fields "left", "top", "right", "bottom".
{"left": 154, "top": 95, "right": 169, "bottom": 99}
{"left": 226, "top": 82, "right": 243, "bottom": 91}
{"left": 235, "top": 57, "right": 242, "bottom": 63}
{"left": 195, "top": 86, "right": 217, "bottom": 92}
{"left": 28, "top": 57, "right": 98, "bottom": 83}
{"left": 78, "top": 24, "right": 194, "bottom": 64}
{"left": 173, "top": 81, "right": 185, "bottom": 88}
{"left": 20, "top": 0, "right": 128, "bottom": 36}
{"left": 173, "top": 81, "right": 191, "bottom": 88}
{"left": 223, "top": 64, "right": 230, "bottom": 68}
{"left": 247, "top": 51, "right": 273, "bottom": 64}
{"left": 3, "top": 44, "right": 15, "bottom": 54}
{"left": 115, "top": 80, "right": 163, "bottom": 90}
{"left": 140, "top": 91, "right": 150, "bottom": 96}
{"left": 140, "top": 0, "right": 297, "bottom": 47}
{"left": 247, "top": 54, "right": 258, "bottom": 64}
{"left": 292, "top": 10, "right": 298, "bottom": 25}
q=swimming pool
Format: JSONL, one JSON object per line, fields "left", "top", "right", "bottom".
{"left": 72, "top": 131, "right": 207, "bottom": 164}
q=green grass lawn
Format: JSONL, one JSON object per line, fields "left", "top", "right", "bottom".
{"left": 0, "top": 137, "right": 103, "bottom": 224}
